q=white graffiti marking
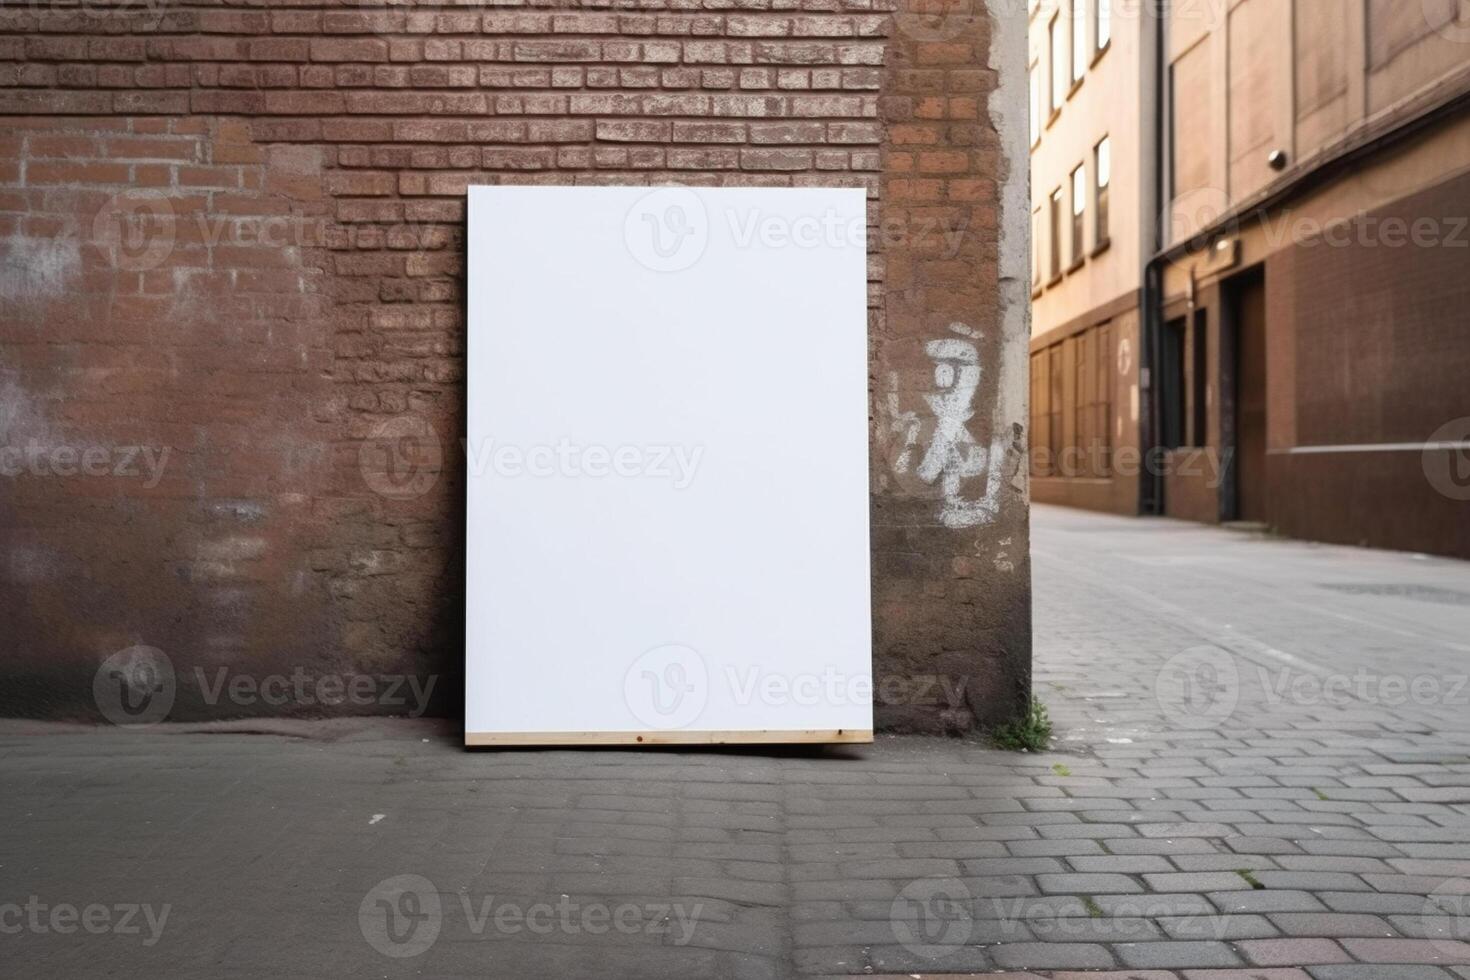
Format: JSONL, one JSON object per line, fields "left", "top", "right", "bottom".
{"left": 886, "top": 373, "right": 922, "bottom": 476}
{"left": 891, "top": 323, "right": 1003, "bottom": 528}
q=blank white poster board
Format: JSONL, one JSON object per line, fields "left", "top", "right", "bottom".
{"left": 465, "top": 185, "right": 871, "bottom": 746}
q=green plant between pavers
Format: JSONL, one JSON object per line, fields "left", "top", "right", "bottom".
{"left": 989, "top": 697, "right": 1053, "bottom": 752}
{"left": 1082, "top": 896, "right": 1104, "bottom": 918}
{"left": 1236, "top": 869, "right": 1265, "bottom": 890}
{"left": 1052, "top": 763, "right": 1072, "bottom": 777}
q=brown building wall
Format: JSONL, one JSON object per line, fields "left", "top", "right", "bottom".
{"left": 1261, "top": 166, "right": 1470, "bottom": 559}
{"left": 1153, "top": 143, "right": 1470, "bottom": 558}
{"left": 0, "top": 0, "right": 1032, "bottom": 728}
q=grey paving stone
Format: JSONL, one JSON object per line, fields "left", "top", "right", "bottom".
{"left": 1007, "top": 838, "right": 1108, "bottom": 858}
{"left": 1256, "top": 871, "right": 1374, "bottom": 892}
{"left": 1104, "top": 837, "right": 1220, "bottom": 855}
{"left": 1340, "top": 937, "right": 1470, "bottom": 963}
{"left": 1306, "top": 967, "right": 1460, "bottom": 980}
{"left": 1210, "top": 890, "right": 1331, "bottom": 914}
{"left": 1238, "top": 938, "right": 1352, "bottom": 966}
{"left": 1116, "top": 941, "right": 1244, "bottom": 969}
{"left": 1157, "top": 913, "right": 1280, "bottom": 941}
{"left": 1276, "top": 856, "right": 1396, "bottom": 874}
{"left": 1144, "top": 872, "right": 1258, "bottom": 892}
{"left": 1037, "top": 873, "right": 1145, "bottom": 895}
{"left": 1068, "top": 855, "right": 1174, "bottom": 873}
{"left": 1267, "top": 912, "right": 1398, "bottom": 938}
{"left": 1178, "top": 970, "right": 1314, "bottom": 980}
{"left": 1318, "top": 891, "right": 1437, "bottom": 915}
{"left": 988, "top": 941, "right": 1118, "bottom": 970}
{"left": 1227, "top": 837, "right": 1306, "bottom": 854}
{"left": 1172, "top": 854, "right": 1282, "bottom": 872}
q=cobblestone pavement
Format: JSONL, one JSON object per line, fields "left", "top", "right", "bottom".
{"left": 5, "top": 505, "right": 1470, "bottom": 979}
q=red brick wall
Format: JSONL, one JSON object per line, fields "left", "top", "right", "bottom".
{"left": 0, "top": 0, "right": 1030, "bottom": 729}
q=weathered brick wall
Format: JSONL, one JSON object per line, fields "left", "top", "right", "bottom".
{"left": 0, "top": 0, "right": 1030, "bottom": 730}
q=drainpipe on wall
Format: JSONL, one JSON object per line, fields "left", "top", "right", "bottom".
{"left": 1138, "top": 0, "right": 1167, "bottom": 516}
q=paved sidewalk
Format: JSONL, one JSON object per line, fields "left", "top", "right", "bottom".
{"left": 4, "top": 505, "right": 1470, "bottom": 979}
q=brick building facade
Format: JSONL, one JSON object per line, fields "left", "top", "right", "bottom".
{"left": 1029, "top": 0, "right": 1470, "bottom": 561}
{"left": 0, "top": 0, "right": 1032, "bottom": 730}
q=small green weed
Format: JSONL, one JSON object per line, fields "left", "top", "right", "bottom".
{"left": 990, "top": 697, "right": 1053, "bottom": 752}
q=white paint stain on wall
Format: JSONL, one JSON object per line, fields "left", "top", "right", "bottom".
{"left": 0, "top": 235, "right": 80, "bottom": 302}
{"left": 0, "top": 376, "right": 58, "bottom": 445}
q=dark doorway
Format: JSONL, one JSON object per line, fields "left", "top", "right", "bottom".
{"left": 1226, "top": 270, "right": 1267, "bottom": 523}
{"left": 1159, "top": 316, "right": 1187, "bottom": 451}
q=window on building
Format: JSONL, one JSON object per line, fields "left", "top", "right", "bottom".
{"left": 1070, "top": 164, "right": 1086, "bottom": 267}
{"left": 1071, "top": 0, "right": 1088, "bottom": 85}
{"left": 1049, "top": 13, "right": 1067, "bottom": 114}
{"left": 1048, "top": 344, "right": 1065, "bottom": 469}
{"left": 1048, "top": 187, "right": 1063, "bottom": 280}
{"left": 1160, "top": 317, "right": 1186, "bottom": 450}
{"left": 1029, "top": 62, "right": 1041, "bottom": 145}
{"left": 1094, "top": 136, "right": 1111, "bottom": 246}
{"left": 1030, "top": 352, "right": 1051, "bottom": 476}
{"left": 1073, "top": 332, "right": 1091, "bottom": 478}
{"left": 1031, "top": 205, "right": 1042, "bottom": 287}
{"left": 1096, "top": 0, "right": 1111, "bottom": 53}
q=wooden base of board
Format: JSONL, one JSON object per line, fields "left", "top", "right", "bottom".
{"left": 465, "top": 729, "right": 873, "bottom": 747}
